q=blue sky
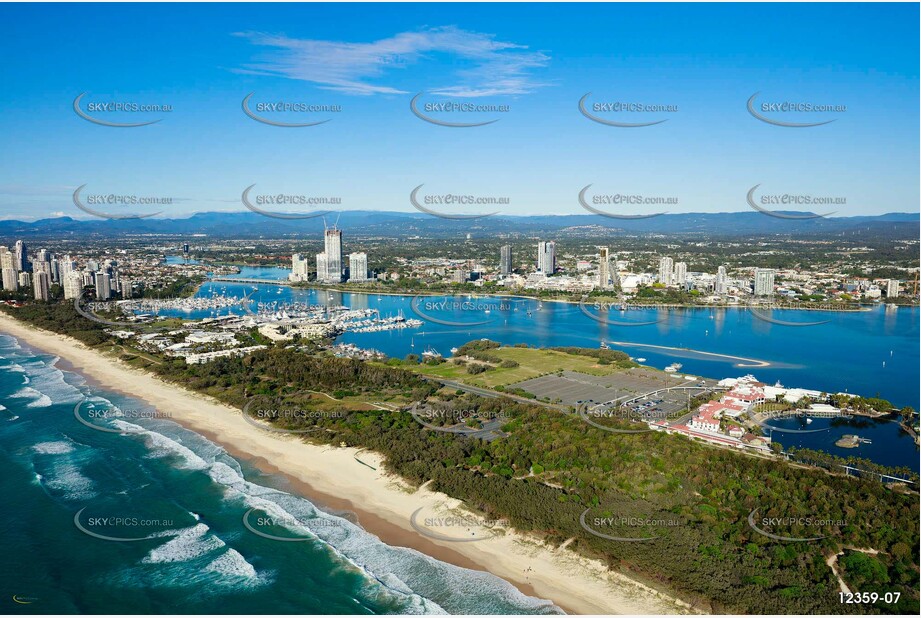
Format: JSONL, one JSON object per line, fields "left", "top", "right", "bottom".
{"left": 0, "top": 2, "right": 918, "bottom": 220}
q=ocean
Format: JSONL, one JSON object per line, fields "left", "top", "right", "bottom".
{"left": 0, "top": 333, "right": 562, "bottom": 614}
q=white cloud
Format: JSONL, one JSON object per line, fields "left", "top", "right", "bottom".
{"left": 235, "top": 26, "right": 549, "bottom": 97}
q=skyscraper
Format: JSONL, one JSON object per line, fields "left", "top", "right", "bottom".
{"left": 323, "top": 228, "right": 343, "bottom": 283}
{"left": 348, "top": 252, "right": 369, "bottom": 282}
{"left": 14, "top": 240, "right": 27, "bottom": 272}
{"left": 537, "top": 241, "right": 556, "bottom": 275}
{"left": 658, "top": 257, "right": 674, "bottom": 286}
{"left": 753, "top": 268, "right": 775, "bottom": 297}
{"left": 94, "top": 271, "right": 112, "bottom": 300}
{"left": 290, "top": 253, "right": 310, "bottom": 282}
{"left": 499, "top": 245, "right": 512, "bottom": 276}
{"left": 63, "top": 272, "right": 84, "bottom": 300}
{"left": 598, "top": 247, "right": 611, "bottom": 289}
{"left": 2, "top": 268, "right": 18, "bottom": 291}
{"left": 33, "top": 271, "right": 50, "bottom": 301}
{"left": 886, "top": 279, "right": 900, "bottom": 298}
{"left": 716, "top": 265, "right": 728, "bottom": 294}
{"left": 0, "top": 247, "right": 15, "bottom": 291}
{"left": 674, "top": 262, "right": 687, "bottom": 286}
{"left": 315, "top": 253, "right": 328, "bottom": 282}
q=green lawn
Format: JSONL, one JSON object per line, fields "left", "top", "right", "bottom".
{"left": 407, "top": 346, "right": 627, "bottom": 388}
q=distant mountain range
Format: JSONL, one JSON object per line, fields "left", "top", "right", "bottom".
{"left": 0, "top": 211, "right": 917, "bottom": 239}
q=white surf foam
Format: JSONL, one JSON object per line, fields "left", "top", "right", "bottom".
{"left": 33, "top": 441, "right": 76, "bottom": 455}
{"left": 142, "top": 523, "right": 225, "bottom": 564}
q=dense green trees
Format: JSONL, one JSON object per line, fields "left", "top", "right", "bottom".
{"left": 5, "top": 302, "right": 919, "bottom": 614}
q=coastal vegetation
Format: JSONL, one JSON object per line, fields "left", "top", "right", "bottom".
{"left": 3, "top": 301, "right": 919, "bottom": 614}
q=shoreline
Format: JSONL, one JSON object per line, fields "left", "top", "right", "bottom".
{"left": 0, "top": 311, "right": 697, "bottom": 616}
{"left": 285, "top": 282, "right": 878, "bottom": 313}
{"left": 206, "top": 268, "right": 884, "bottom": 314}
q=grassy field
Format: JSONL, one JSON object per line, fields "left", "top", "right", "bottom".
{"left": 405, "top": 346, "right": 628, "bottom": 388}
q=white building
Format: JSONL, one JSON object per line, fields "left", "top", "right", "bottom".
{"left": 537, "top": 241, "right": 556, "bottom": 274}
{"left": 716, "top": 265, "right": 728, "bottom": 294}
{"left": 63, "top": 272, "right": 84, "bottom": 299}
{"left": 94, "top": 272, "right": 112, "bottom": 300}
{"left": 886, "top": 279, "right": 899, "bottom": 298}
{"left": 315, "top": 253, "right": 328, "bottom": 282}
{"left": 348, "top": 252, "right": 369, "bottom": 282}
{"left": 674, "top": 262, "right": 687, "bottom": 286}
{"left": 499, "top": 245, "right": 512, "bottom": 276}
{"left": 289, "top": 253, "right": 310, "bottom": 282}
{"left": 1, "top": 267, "right": 18, "bottom": 291}
{"left": 658, "top": 257, "right": 673, "bottom": 286}
{"left": 319, "top": 228, "right": 343, "bottom": 283}
{"left": 598, "top": 247, "right": 612, "bottom": 289}
{"left": 753, "top": 268, "right": 775, "bottom": 297}
{"left": 33, "top": 271, "right": 50, "bottom": 301}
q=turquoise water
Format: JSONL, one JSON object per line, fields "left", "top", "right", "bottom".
{"left": 0, "top": 334, "right": 561, "bottom": 614}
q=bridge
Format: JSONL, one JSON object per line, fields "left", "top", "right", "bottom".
{"left": 211, "top": 277, "right": 291, "bottom": 286}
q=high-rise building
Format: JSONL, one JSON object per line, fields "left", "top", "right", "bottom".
{"left": 315, "top": 253, "right": 328, "bottom": 282}
{"left": 658, "top": 257, "right": 674, "bottom": 286}
{"left": 598, "top": 247, "right": 612, "bottom": 289}
{"left": 2, "top": 267, "right": 18, "bottom": 291}
{"left": 716, "top": 265, "right": 728, "bottom": 294}
{"left": 348, "top": 252, "right": 369, "bottom": 282}
{"left": 886, "top": 279, "right": 900, "bottom": 298}
{"left": 63, "top": 272, "right": 84, "bottom": 300}
{"left": 499, "top": 245, "right": 512, "bottom": 276}
{"left": 452, "top": 269, "right": 468, "bottom": 283}
{"left": 290, "top": 253, "right": 310, "bottom": 282}
{"left": 537, "top": 241, "right": 556, "bottom": 274}
{"left": 33, "top": 271, "right": 50, "bottom": 301}
{"left": 0, "top": 247, "right": 14, "bottom": 289}
{"left": 14, "top": 240, "right": 28, "bottom": 272}
{"left": 753, "top": 268, "right": 775, "bottom": 297}
{"left": 94, "top": 271, "right": 112, "bottom": 300}
{"left": 674, "top": 262, "right": 687, "bottom": 286}
{"left": 18, "top": 272, "right": 31, "bottom": 287}
{"left": 321, "top": 228, "right": 343, "bottom": 283}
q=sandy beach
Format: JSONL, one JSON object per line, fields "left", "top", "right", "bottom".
{"left": 0, "top": 311, "right": 696, "bottom": 615}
